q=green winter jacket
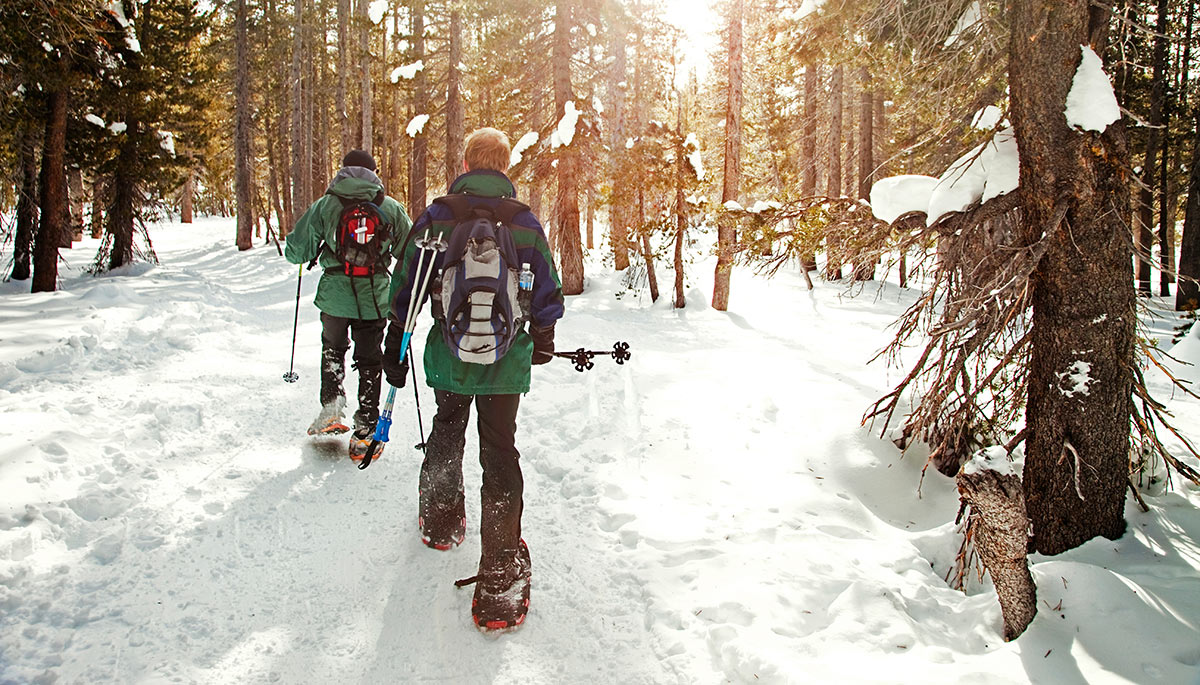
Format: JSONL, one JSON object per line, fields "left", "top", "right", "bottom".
{"left": 389, "top": 170, "right": 564, "bottom": 395}
{"left": 284, "top": 168, "right": 412, "bottom": 320}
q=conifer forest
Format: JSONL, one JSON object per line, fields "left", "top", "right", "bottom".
{"left": 3, "top": 1, "right": 1200, "bottom": 682}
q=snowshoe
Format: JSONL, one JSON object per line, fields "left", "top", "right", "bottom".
{"left": 348, "top": 428, "right": 384, "bottom": 463}
{"left": 418, "top": 491, "right": 466, "bottom": 551}
{"left": 307, "top": 397, "right": 349, "bottom": 435}
{"left": 459, "top": 539, "right": 531, "bottom": 632}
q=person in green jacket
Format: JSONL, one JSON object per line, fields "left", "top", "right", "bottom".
{"left": 284, "top": 150, "right": 412, "bottom": 460}
{"left": 383, "top": 128, "right": 564, "bottom": 631}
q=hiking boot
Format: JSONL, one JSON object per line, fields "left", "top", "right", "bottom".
{"left": 418, "top": 492, "right": 466, "bottom": 551}
{"left": 348, "top": 427, "right": 384, "bottom": 462}
{"left": 466, "top": 539, "right": 531, "bottom": 631}
{"left": 307, "top": 397, "right": 349, "bottom": 435}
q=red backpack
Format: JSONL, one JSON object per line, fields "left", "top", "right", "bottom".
{"left": 332, "top": 191, "right": 391, "bottom": 276}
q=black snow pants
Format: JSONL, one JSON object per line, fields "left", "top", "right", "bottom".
{"left": 319, "top": 312, "right": 385, "bottom": 431}
{"left": 421, "top": 390, "right": 523, "bottom": 569}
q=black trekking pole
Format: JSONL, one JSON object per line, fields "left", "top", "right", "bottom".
{"left": 283, "top": 264, "right": 302, "bottom": 383}
{"left": 553, "top": 341, "right": 631, "bottom": 372}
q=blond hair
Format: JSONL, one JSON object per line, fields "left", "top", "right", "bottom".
{"left": 464, "top": 128, "right": 511, "bottom": 172}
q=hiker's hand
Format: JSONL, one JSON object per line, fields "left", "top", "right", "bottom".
{"left": 531, "top": 324, "right": 555, "bottom": 366}
{"left": 383, "top": 347, "right": 408, "bottom": 387}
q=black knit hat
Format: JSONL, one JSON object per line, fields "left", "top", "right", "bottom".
{"left": 341, "top": 149, "right": 377, "bottom": 171}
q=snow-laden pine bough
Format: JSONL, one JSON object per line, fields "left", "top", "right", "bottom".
{"left": 361, "top": 226, "right": 447, "bottom": 470}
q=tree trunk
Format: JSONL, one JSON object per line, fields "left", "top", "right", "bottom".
{"left": 855, "top": 67, "right": 875, "bottom": 281}
{"left": 639, "top": 187, "right": 658, "bottom": 303}
{"left": 358, "top": 0, "right": 371, "bottom": 153}
{"left": 957, "top": 465, "right": 1037, "bottom": 641}
{"left": 235, "top": 0, "right": 254, "bottom": 251}
{"left": 410, "top": 0, "right": 428, "bottom": 216}
{"left": 90, "top": 178, "right": 104, "bottom": 239}
{"left": 802, "top": 64, "right": 818, "bottom": 197}
{"left": 1178, "top": 109, "right": 1200, "bottom": 311}
{"left": 553, "top": 0, "right": 584, "bottom": 295}
{"left": 446, "top": 8, "right": 464, "bottom": 188}
{"left": 829, "top": 64, "right": 843, "bottom": 198}
{"left": 307, "top": 8, "right": 321, "bottom": 202}
{"left": 586, "top": 187, "right": 595, "bottom": 250}
{"left": 337, "top": 0, "right": 350, "bottom": 155}
{"left": 1012, "top": 1, "right": 1133, "bottom": 555}
{"left": 1137, "top": 0, "right": 1169, "bottom": 296}
{"left": 674, "top": 103, "right": 687, "bottom": 309}
{"left": 290, "top": 0, "right": 309, "bottom": 214}
{"left": 608, "top": 17, "right": 630, "bottom": 271}
{"left": 68, "top": 167, "right": 84, "bottom": 242}
{"left": 11, "top": 124, "right": 38, "bottom": 281}
{"left": 181, "top": 170, "right": 195, "bottom": 223}
{"left": 826, "top": 64, "right": 844, "bottom": 280}
{"left": 713, "top": 0, "right": 743, "bottom": 311}
{"left": 34, "top": 86, "right": 68, "bottom": 292}
{"left": 1158, "top": 0, "right": 1174, "bottom": 297}
{"left": 108, "top": 121, "right": 139, "bottom": 271}
{"left": 799, "top": 63, "right": 818, "bottom": 272}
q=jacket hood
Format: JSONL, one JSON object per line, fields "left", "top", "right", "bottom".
{"left": 327, "top": 166, "right": 385, "bottom": 200}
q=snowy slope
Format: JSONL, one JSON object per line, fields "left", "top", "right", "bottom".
{"left": 1, "top": 218, "right": 1199, "bottom": 685}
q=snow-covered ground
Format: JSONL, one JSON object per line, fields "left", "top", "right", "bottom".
{"left": 1, "top": 217, "right": 1199, "bottom": 684}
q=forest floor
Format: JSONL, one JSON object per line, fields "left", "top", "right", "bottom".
{"left": 1, "top": 217, "right": 1199, "bottom": 684}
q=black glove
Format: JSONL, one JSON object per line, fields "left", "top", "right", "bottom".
{"left": 383, "top": 344, "right": 409, "bottom": 388}
{"left": 531, "top": 324, "right": 555, "bottom": 366}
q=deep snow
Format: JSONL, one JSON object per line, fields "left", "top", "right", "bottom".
{"left": 1, "top": 218, "right": 1199, "bottom": 684}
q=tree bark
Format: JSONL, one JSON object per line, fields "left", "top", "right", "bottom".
{"left": 410, "top": 0, "right": 428, "bottom": 216}
{"left": 1137, "top": 0, "right": 1169, "bottom": 296}
{"left": 553, "top": 0, "right": 584, "bottom": 295}
{"left": 235, "top": 0, "right": 255, "bottom": 251}
{"left": 181, "top": 170, "right": 195, "bottom": 223}
{"left": 1012, "top": 1, "right": 1133, "bottom": 555}
{"left": 713, "top": 0, "right": 743, "bottom": 311}
{"left": 674, "top": 123, "right": 687, "bottom": 310}
{"left": 290, "top": 0, "right": 309, "bottom": 213}
{"left": 1157, "top": 0, "right": 1174, "bottom": 297}
{"left": 826, "top": 64, "right": 844, "bottom": 280}
{"left": 802, "top": 64, "right": 818, "bottom": 197}
{"left": 446, "top": 8, "right": 464, "bottom": 188}
{"left": 34, "top": 87, "right": 68, "bottom": 292}
{"left": 108, "top": 119, "right": 139, "bottom": 271}
{"left": 68, "top": 167, "right": 84, "bottom": 242}
{"left": 798, "top": 63, "right": 818, "bottom": 271}
{"left": 90, "top": 178, "right": 104, "bottom": 239}
{"left": 358, "top": 0, "right": 372, "bottom": 153}
{"left": 639, "top": 187, "right": 658, "bottom": 303}
{"left": 854, "top": 66, "right": 875, "bottom": 281}
{"left": 957, "top": 466, "right": 1037, "bottom": 641}
{"left": 1178, "top": 109, "right": 1200, "bottom": 311}
{"left": 608, "top": 14, "right": 630, "bottom": 270}
{"left": 337, "top": 0, "right": 350, "bottom": 155}
{"left": 11, "top": 124, "right": 38, "bottom": 281}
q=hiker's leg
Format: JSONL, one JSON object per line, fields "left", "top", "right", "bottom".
{"left": 319, "top": 313, "right": 351, "bottom": 406}
{"left": 349, "top": 317, "right": 386, "bottom": 430}
{"left": 475, "top": 393, "right": 523, "bottom": 570}
{"left": 420, "top": 390, "right": 471, "bottom": 529}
